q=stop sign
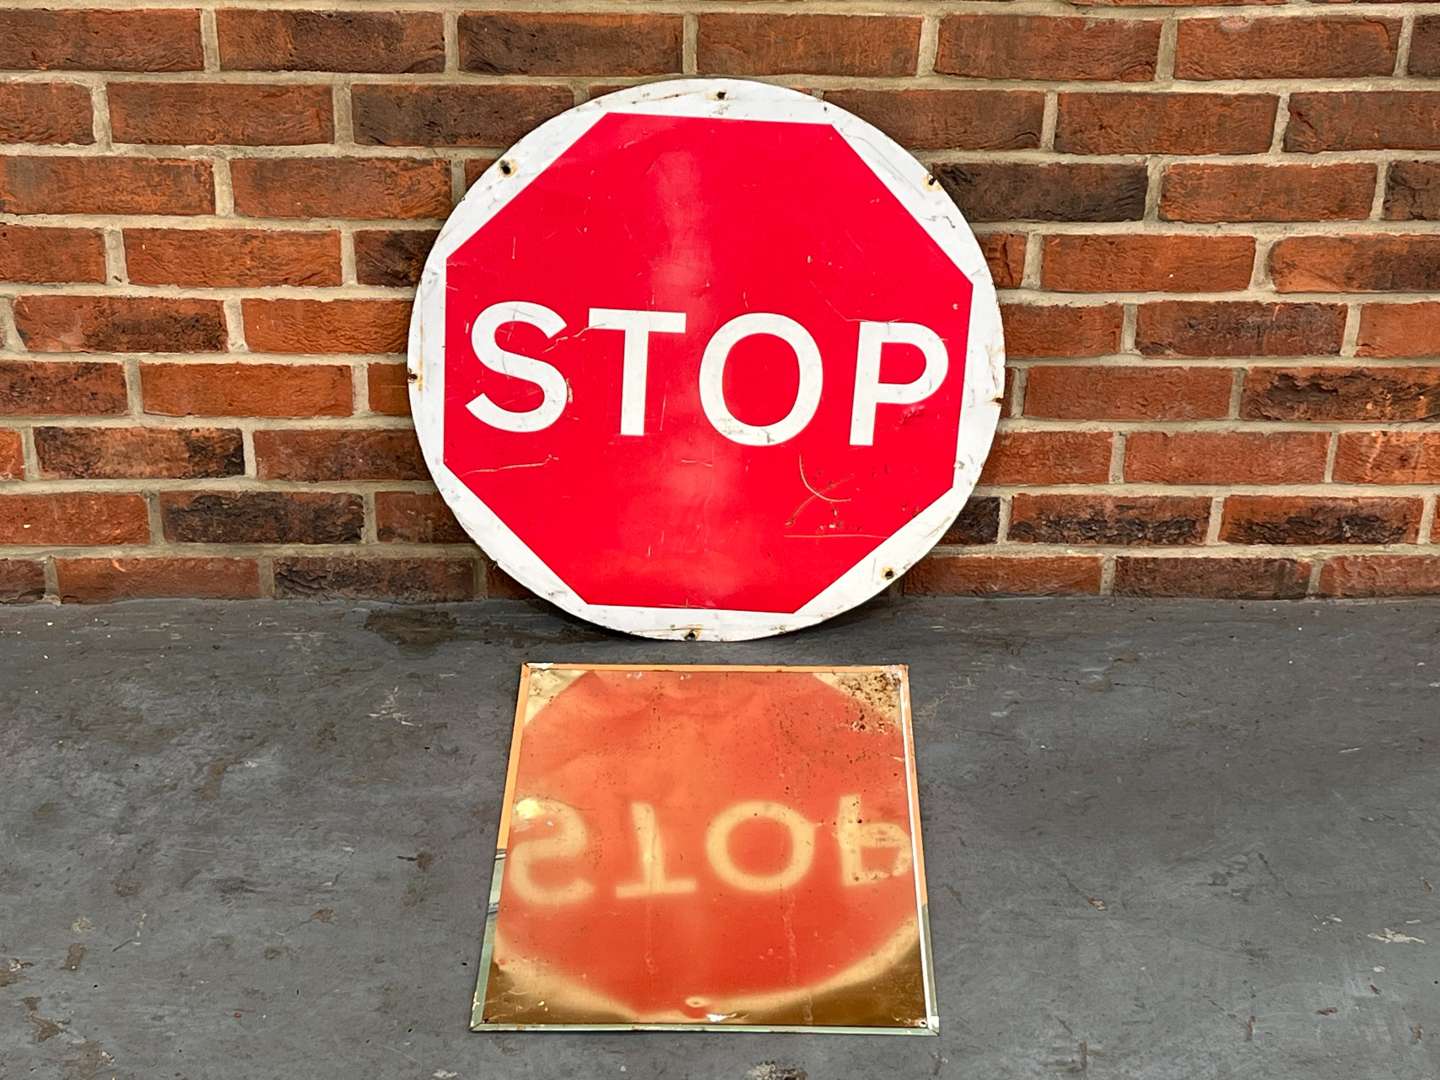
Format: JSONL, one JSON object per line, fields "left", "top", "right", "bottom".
{"left": 410, "top": 79, "right": 1003, "bottom": 640}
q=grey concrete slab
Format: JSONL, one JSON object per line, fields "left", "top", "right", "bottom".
{"left": 0, "top": 597, "right": 1437, "bottom": 1080}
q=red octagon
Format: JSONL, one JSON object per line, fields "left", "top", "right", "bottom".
{"left": 411, "top": 81, "right": 1003, "bottom": 639}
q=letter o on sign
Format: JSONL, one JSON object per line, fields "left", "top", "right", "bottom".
{"left": 408, "top": 79, "right": 1005, "bottom": 640}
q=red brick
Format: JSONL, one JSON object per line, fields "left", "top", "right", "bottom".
{"left": 1011, "top": 494, "right": 1210, "bottom": 546}
{"left": 0, "top": 559, "right": 45, "bottom": 602}
{"left": 978, "top": 234, "right": 1026, "bottom": 289}
{"left": 1114, "top": 557, "right": 1310, "bottom": 599}
{"left": 460, "top": 12, "right": 681, "bottom": 75}
{"left": 978, "top": 431, "right": 1113, "bottom": 485}
{"left": 376, "top": 491, "right": 466, "bottom": 544}
{"left": 354, "top": 229, "right": 437, "bottom": 287}
{"left": 903, "top": 554, "right": 1102, "bottom": 596}
{"left": 1176, "top": 17, "right": 1399, "bottom": 79}
{"left": 486, "top": 564, "right": 534, "bottom": 599}
{"left": 1271, "top": 236, "right": 1440, "bottom": 293}
{"left": 14, "top": 296, "right": 225, "bottom": 354}
{"left": 1222, "top": 495, "right": 1422, "bottom": 545}
{"left": 943, "top": 497, "right": 1000, "bottom": 545}
{"left": 1356, "top": 303, "right": 1440, "bottom": 358}
{"left": 1137, "top": 302, "right": 1345, "bottom": 357}
{"left": 1161, "top": 163, "right": 1377, "bottom": 223}
{"left": 1319, "top": 556, "right": 1440, "bottom": 598}
{"left": 823, "top": 89, "right": 1043, "bottom": 151}
{"left": 242, "top": 300, "right": 410, "bottom": 355}
{"left": 1057, "top": 93, "right": 1277, "bottom": 155}
{"left": 0, "top": 83, "right": 93, "bottom": 144}
{"left": 353, "top": 84, "right": 573, "bottom": 148}
{"left": 0, "top": 225, "right": 105, "bottom": 284}
{"left": 0, "top": 361, "right": 127, "bottom": 416}
{"left": 125, "top": 228, "right": 340, "bottom": 287}
{"left": 1042, "top": 235, "right": 1255, "bottom": 293}
{"left": 143, "top": 363, "right": 352, "bottom": 418}
{"left": 1242, "top": 367, "right": 1440, "bottom": 422}
{"left": 937, "top": 162, "right": 1147, "bottom": 222}
{"left": 273, "top": 556, "right": 475, "bottom": 601}
{"left": 253, "top": 428, "right": 425, "bottom": 482}
{"left": 56, "top": 557, "right": 260, "bottom": 602}
{"left": 216, "top": 9, "right": 443, "bottom": 73}
{"left": 0, "top": 155, "right": 213, "bottom": 214}
{"left": 109, "top": 82, "right": 332, "bottom": 146}
{"left": 936, "top": 15, "right": 1159, "bottom": 81}
{"left": 0, "top": 8, "right": 202, "bottom": 71}
{"left": 0, "top": 429, "right": 21, "bottom": 479}
{"left": 1025, "top": 367, "right": 1233, "bottom": 421}
{"left": 367, "top": 363, "right": 411, "bottom": 416}
{"left": 1384, "top": 161, "right": 1440, "bottom": 221}
{"left": 160, "top": 491, "right": 363, "bottom": 544}
{"left": 0, "top": 493, "right": 149, "bottom": 545}
{"left": 1002, "top": 304, "right": 1122, "bottom": 358}
{"left": 1334, "top": 431, "right": 1440, "bottom": 484}
{"left": 35, "top": 426, "right": 242, "bottom": 480}
{"left": 1408, "top": 16, "right": 1440, "bottom": 76}
{"left": 698, "top": 14, "right": 921, "bottom": 77}
{"left": 1287, "top": 93, "right": 1440, "bottom": 152}
{"left": 231, "top": 158, "right": 449, "bottom": 220}
{"left": 464, "top": 158, "right": 497, "bottom": 188}
{"left": 1125, "top": 431, "right": 1329, "bottom": 484}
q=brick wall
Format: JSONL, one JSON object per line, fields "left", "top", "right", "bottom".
{"left": 1, "top": 3, "right": 1438, "bottom": 605}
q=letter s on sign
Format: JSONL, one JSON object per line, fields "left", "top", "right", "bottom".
{"left": 467, "top": 301, "right": 568, "bottom": 433}
{"left": 508, "top": 797, "right": 593, "bottom": 905}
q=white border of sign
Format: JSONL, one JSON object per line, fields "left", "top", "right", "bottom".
{"left": 409, "top": 78, "right": 1004, "bottom": 641}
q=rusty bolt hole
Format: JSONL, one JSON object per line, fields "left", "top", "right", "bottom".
{"left": 715, "top": 90, "right": 727, "bottom": 101}
{"left": 684, "top": 629, "right": 699, "bottom": 641}
{"left": 406, "top": 369, "right": 419, "bottom": 382}
{"left": 499, "top": 160, "right": 514, "bottom": 176}
{"left": 883, "top": 568, "right": 896, "bottom": 580}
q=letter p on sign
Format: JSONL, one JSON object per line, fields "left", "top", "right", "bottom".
{"left": 409, "top": 79, "right": 1005, "bottom": 640}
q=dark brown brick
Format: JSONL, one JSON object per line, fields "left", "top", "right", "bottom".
{"left": 376, "top": 491, "right": 467, "bottom": 544}
{"left": 14, "top": 296, "right": 225, "bottom": 354}
{"left": 1175, "top": 16, "right": 1399, "bottom": 79}
{"left": 0, "top": 82, "right": 93, "bottom": 144}
{"left": 1241, "top": 367, "right": 1440, "bottom": 422}
{"left": 217, "top": 10, "right": 444, "bottom": 73}
{"left": 0, "top": 361, "right": 127, "bottom": 416}
{"left": 273, "top": 556, "right": 475, "bottom": 601}
{"left": 1222, "top": 496, "right": 1422, "bottom": 545}
{"left": 1057, "top": 93, "right": 1277, "bottom": 155}
{"left": 1010, "top": 494, "right": 1210, "bottom": 546}
{"left": 56, "top": 557, "right": 261, "bottom": 602}
{"left": 823, "top": 89, "right": 1043, "bottom": 151}
{"left": 35, "top": 426, "right": 243, "bottom": 480}
{"left": 1271, "top": 235, "right": 1440, "bottom": 293}
{"left": 353, "top": 84, "right": 573, "bottom": 148}
{"left": 1136, "top": 302, "right": 1346, "bottom": 357}
{"left": 936, "top": 15, "right": 1159, "bottom": 81}
{"left": 941, "top": 496, "right": 1000, "bottom": 545}
{"left": 231, "top": 158, "right": 449, "bottom": 220}
{"left": 0, "top": 225, "right": 106, "bottom": 284}
{"left": 161, "top": 491, "right": 363, "bottom": 544}
{"left": 903, "top": 554, "right": 1103, "bottom": 596}
{"left": 354, "top": 229, "right": 437, "bottom": 287}
{"left": 142, "top": 363, "right": 353, "bottom": 419}
{"left": 1287, "top": 93, "right": 1440, "bottom": 152}
{"left": 109, "top": 82, "right": 332, "bottom": 146}
{"left": 0, "top": 155, "right": 213, "bottom": 214}
{"left": 1384, "top": 161, "right": 1440, "bottom": 221}
{"left": 460, "top": 12, "right": 682, "bottom": 75}
{"left": 1114, "top": 557, "right": 1310, "bottom": 599}
{"left": 253, "top": 428, "right": 425, "bottom": 482}
{"left": 242, "top": 300, "right": 410, "bottom": 355}
{"left": 1162, "top": 163, "right": 1377, "bottom": 223}
{"left": 0, "top": 559, "right": 45, "bottom": 603}
{"left": 698, "top": 13, "right": 921, "bottom": 77}
{"left": 0, "top": 8, "right": 202, "bottom": 71}
{"left": 935, "top": 162, "right": 1147, "bottom": 222}
{"left": 0, "top": 493, "right": 149, "bottom": 545}
{"left": 1407, "top": 16, "right": 1440, "bottom": 76}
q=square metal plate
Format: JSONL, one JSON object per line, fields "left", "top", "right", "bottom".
{"left": 473, "top": 664, "right": 938, "bottom": 1034}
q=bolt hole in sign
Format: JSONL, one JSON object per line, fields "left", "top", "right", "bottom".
{"left": 410, "top": 79, "right": 1004, "bottom": 640}
{"left": 474, "top": 664, "right": 938, "bottom": 1033}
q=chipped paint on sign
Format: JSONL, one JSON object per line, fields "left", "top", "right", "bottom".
{"left": 473, "top": 664, "right": 939, "bottom": 1034}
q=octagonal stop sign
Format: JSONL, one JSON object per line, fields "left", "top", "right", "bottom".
{"left": 410, "top": 79, "right": 1004, "bottom": 640}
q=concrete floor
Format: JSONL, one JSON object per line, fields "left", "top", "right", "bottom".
{"left": 0, "top": 597, "right": 1437, "bottom": 1080}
